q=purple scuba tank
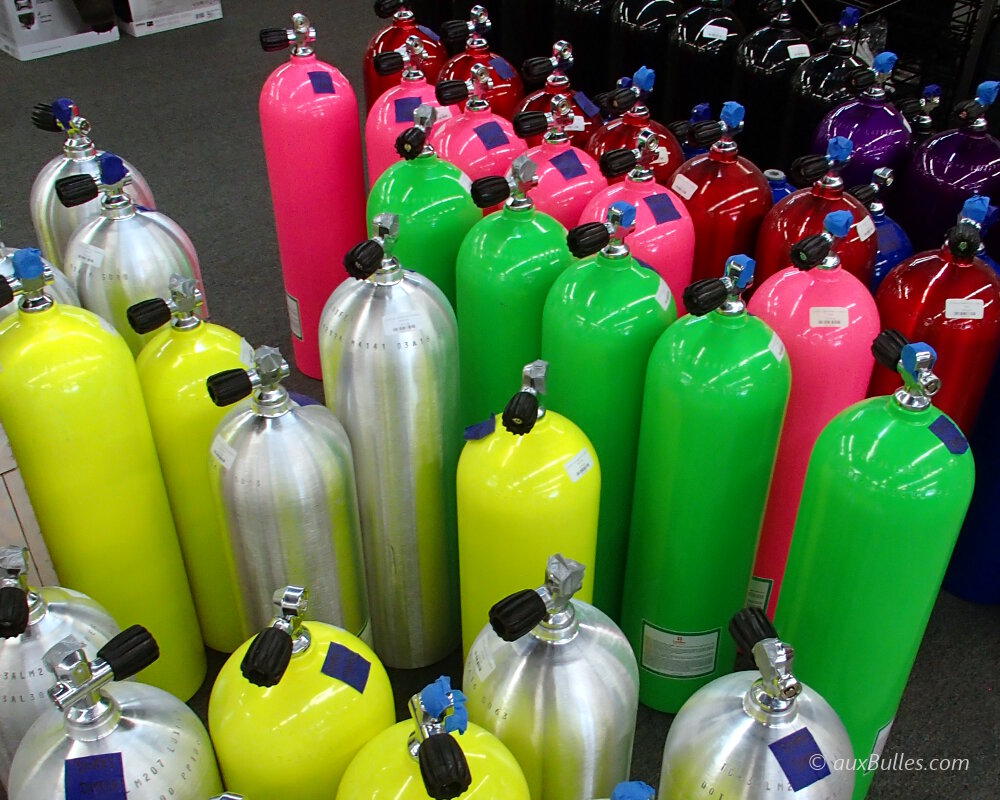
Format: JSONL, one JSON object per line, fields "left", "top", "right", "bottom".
{"left": 846, "top": 168, "right": 913, "bottom": 291}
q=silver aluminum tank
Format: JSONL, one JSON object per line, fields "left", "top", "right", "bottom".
{"left": 7, "top": 626, "right": 223, "bottom": 800}
{"left": 0, "top": 243, "right": 78, "bottom": 322}
{"left": 55, "top": 153, "right": 205, "bottom": 357}
{"left": 319, "top": 214, "right": 460, "bottom": 669}
{"left": 659, "top": 608, "right": 855, "bottom": 799}
{"left": 0, "top": 547, "right": 119, "bottom": 789}
{"left": 206, "top": 346, "right": 370, "bottom": 642}
{"left": 29, "top": 98, "right": 155, "bottom": 268}
{"left": 463, "top": 554, "right": 639, "bottom": 800}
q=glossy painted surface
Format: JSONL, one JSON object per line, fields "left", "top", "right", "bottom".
{"left": 775, "top": 397, "right": 975, "bottom": 800}
{"left": 209, "top": 621, "right": 395, "bottom": 798}
{"left": 522, "top": 139, "right": 608, "bottom": 228}
{"left": 516, "top": 78, "right": 603, "bottom": 149}
{"left": 456, "top": 204, "right": 571, "bottom": 427}
{"left": 610, "top": 0, "right": 679, "bottom": 97}
{"left": 428, "top": 103, "right": 528, "bottom": 182}
{"left": 748, "top": 264, "right": 880, "bottom": 616}
{"left": 587, "top": 108, "right": 685, "bottom": 186}
{"left": 366, "top": 76, "right": 443, "bottom": 182}
{"left": 0, "top": 245, "right": 77, "bottom": 321}
{"left": 869, "top": 248, "right": 1000, "bottom": 433}
{"left": 552, "top": 0, "right": 614, "bottom": 95}
{"left": 811, "top": 97, "right": 912, "bottom": 188}
{"left": 0, "top": 302, "right": 205, "bottom": 698}
{"left": 439, "top": 41, "right": 525, "bottom": 119}
{"left": 622, "top": 309, "right": 790, "bottom": 712}
{"left": 363, "top": 16, "right": 447, "bottom": 110}
{"left": 869, "top": 210, "right": 914, "bottom": 291}
{"left": 260, "top": 52, "right": 367, "bottom": 378}
{"left": 767, "top": 173, "right": 796, "bottom": 202}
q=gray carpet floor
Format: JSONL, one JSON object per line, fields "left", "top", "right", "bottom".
{"left": 0, "top": 2, "right": 997, "bottom": 798}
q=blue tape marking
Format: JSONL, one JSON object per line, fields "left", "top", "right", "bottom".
{"left": 645, "top": 194, "right": 681, "bottom": 225}
{"left": 417, "top": 24, "right": 441, "bottom": 42}
{"left": 635, "top": 257, "right": 654, "bottom": 271}
{"left": 491, "top": 56, "right": 515, "bottom": 80}
{"left": 550, "top": 149, "right": 586, "bottom": 180}
{"left": 322, "top": 642, "right": 371, "bottom": 694}
{"left": 474, "top": 121, "right": 509, "bottom": 150}
{"left": 575, "top": 91, "right": 600, "bottom": 118}
{"left": 465, "top": 416, "right": 496, "bottom": 440}
{"left": 12, "top": 248, "right": 45, "bottom": 280}
{"left": 65, "top": 753, "right": 127, "bottom": 800}
{"left": 395, "top": 96, "right": 424, "bottom": 124}
{"left": 308, "top": 72, "right": 336, "bottom": 94}
{"left": 768, "top": 728, "right": 832, "bottom": 791}
{"left": 929, "top": 415, "right": 969, "bottom": 455}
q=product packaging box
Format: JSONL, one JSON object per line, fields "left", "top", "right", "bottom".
{"left": 0, "top": 0, "right": 119, "bottom": 61}
{"left": 115, "top": 0, "right": 222, "bottom": 37}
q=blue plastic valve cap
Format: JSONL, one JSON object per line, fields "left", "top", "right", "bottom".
{"left": 721, "top": 101, "right": 745, "bottom": 130}
{"left": 873, "top": 52, "right": 898, "bottom": 74}
{"left": 824, "top": 210, "right": 854, "bottom": 238}
{"left": 729, "top": 254, "right": 756, "bottom": 289}
{"left": 691, "top": 103, "right": 711, "bottom": 122}
{"left": 421, "top": 676, "right": 454, "bottom": 718}
{"left": 840, "top": 6, "right": 861, "bottom": 27}
{"left": 51, "top": 97, "right": 76, "bottom": 128}
{"left": 827, "top": 136, "right": 853, "bottom": 163}
{"left": 443, "top": 689, "right": 469, "bottom": 734}
{"left": 902, "top": 342, "right": 937, "bottom": 377}
{"left": 11, "top": 248, "right": 45, "bottom": 281}
{"left": 633, "top": 66, "right": 656, "bottom": 93}
{"left": 98, "top": 153, "right": 129, "bottom": 186}
{"left": 977, "top": 81, "right": 1000, "bottom": 107}
{"left": 963, "top": 195, "right": 991, "bottom": 225}
{"left": 611, "top": 781, "right": 656, "bottom": 800}
{"left": 609, "top": 201, "right": 637, "bottom": 229}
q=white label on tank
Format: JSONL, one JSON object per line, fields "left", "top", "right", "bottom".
{"left": 71, "top": 242, "right": 104, "bottom": 272}
{"left": 641, "top": 623, "right": 719, "bottom": 678}
{"left": 565, "top": 115, "right": 586, "bottom": 133}
{"left": 286, "top": 293, "right": 303, "bottom": 339}
{"left": 746, "top": 576, "right": 773, "bottom": 610}
{"left": 657, "top": 146, "right": 671, "bottom": 164}
{"left": 702, "top": 24, "right": 729, "bottom": 40}
{"left": 239, "top": 338, "right": 255, "bottom": 368}
{"left": 769, "top": 331, "right": 786, "bottom": 361}
{"left": 436, "top": 105, "right": 453, "bottom": 122}
{"left": 457, "top": 171, "right": 473, "bottom": 192}
{"left": 671, "top": 173, "right": 699, "bottom": 200}
{"left": 856, "top": 215, "right": 877, "bottom": 241}
{"left": 655, "top": 279, "right": 673, "bottom": 311}
{"left": 471, "top": 646, "right": 496, "bottom": 681}
{"left": 384, "top": 311, "right": 423, "bottom": 337}
{"left": 564, "top": 448, "right": 594, "bottom": 482}
{"left": 787, "top": 43, "right": 811, "bottom": 59}
{"left": 809, "top": 306, "right": 850, "bottom": 328}
{"left": 867, "top": 718, "right": 895, "bottom": 771}
{"left": 211, "top": 435, "right": 238, "bottom": 470}
{"left": 945, "top": 298, "right": 985, "bottom": 319}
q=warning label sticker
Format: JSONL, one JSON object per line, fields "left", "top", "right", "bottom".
{"left": 641, "top": 623, "right": 719, "bottom": 678}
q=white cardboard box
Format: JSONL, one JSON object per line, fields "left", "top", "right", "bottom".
{"left": 0, "top": 0, "right": 119, "bottom": 61}
{"left": 116, "top": 0, "right": 222, "bottom": 38}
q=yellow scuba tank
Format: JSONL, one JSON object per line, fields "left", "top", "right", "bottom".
{"left": 336, "top": 675, "right": 530, "bottom": 800}
{"left": 208, "top": 586, "right": 395, "bottom": 799}
{"left": 0, "top": 249, "right": 205, "bottom": 699}
{"left": 457, "top": 359, "right": 600, "bottom": 656}
{"left": 128, "top": 276, "right": 253, "bottom": 653}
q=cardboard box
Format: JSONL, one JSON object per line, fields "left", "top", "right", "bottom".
{"left": 115, "top": 0, "right": 221, "bottom": 38}
{"left": 0, "top": 0, "right": 119, "bottom": 61}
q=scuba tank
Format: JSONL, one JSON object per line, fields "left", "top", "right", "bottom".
{"left": 848, "top": 168, "right": 913, "bottom": 291}
{"left": 512, "top": 100, "right": 608, "bottom": 228}
{"left": 336, "top": 676, "right": 531, "bottom": 800}
{"left": 775, "top": 332, "right": 975, "bottom": 800}
{"left": 621, "top": 255, "right": 791, "bottom": 713}
{"left": 457, "top": 157, "right": 573, "bottom": 426}
{"left": 208, "top": 586, "right": 395, "bottom": 799}
{"left": 609, "top": 0, "right": 679, "bottom": 97}
{"left": 542, "top": 204, "right": 676, "bottom": 616}
{"left": 755, "top": 136, "right": 877, "bottom": 290}
{"left": 439, "top": 6, "right": 524, "bottom": 119}
{"left": 205, "top": 346, "right": 369, "bottom": 642}
{"left": 29, "top": 97, "right": 154, "bottom": 268}
{"left": 8, "top": 626, "right": 224, "bottom": 800}
{"left": 551, "top": 0, "right": 614, "bottom": 96}
{"left": 0, "top": 547, "right": 119, "bottom": 789}
{"left": 320, "top": 217, "right": 460, "bottom": 668}
{"left": 895, "top": 85, "right": 942, "bottom": 152}
{"left": 499, "top": 0, "right": 556, "bottom": 76}
{"left": 55, "top": 154, "right": 205, "bottom": 357}
{"left": 747, "top": 212, "right": 880, "bottom": 616}
{"left": 670, "top": 102, "right": 773, "bottom": 285}
{"left": 368, "top": 106, "right": 481, "bottom": 309}
{"left": 588, "top": 68, "right": 684, "bottom": 186}
{"left": 127, "top": 277, "right": 252, "bottom": 653}
{"left": 667, "top": 102, "right": 712, "bottom": 161}
{"left": 732, "top": 0, "right": 810, "bottom": 168}
{"left": 0, "top": 236, "right": 77, "bottom": 322}
{"left": 259, "top": 13, "right": 367, "bottom": 379}
{"left": 869, "top": 222, "right": 1000, "bottom": 434}
{"left": 811, "top": 52, "right": 912, "bottom": 188}
{"left": 430, "top": 75, "right": 528, "bottom": 181}
{"left": 658, "top": 608, "right": 855, "bottom": 800}
{"left": 0, "top": 250, "right": 204, "bottom": 699}
{"left": 364, "top": 0, "right": 448, "bottom": 111}
{"left": 517, "top": 40, "right": 603, "bottom": 150}
{"left": 457, "top": 360, "right": 599, "bottom": 655}
{"left": 766, "top": 168, "right": 796, "bottom": 202}
{"left": 366, "top": 39, "right": 444, "bottom": 183}
{"left": 465, "top": 554, "right": 638, "bottom": 799}
{"left": 581, "top": 133, "right": 695, "bottom": 308}
{"left": 897, "top": 81, "right": 1000, "bottom": 252}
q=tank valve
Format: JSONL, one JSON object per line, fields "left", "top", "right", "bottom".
{"left": 31, "top": 97, "right": 92, "bottom": 146}
{"left": 407, "top": 676, "right": 472, "bottom": 799}
{"left": 729, "top": 608, "right": 802, "bottom": 712}
{"left": 954, "top": 80, "right": 1000, "bottom": 130}
{"left": 600, "top": 66, "right": 656, "bottom": 115}
{"left": 0, "top": 546, "right": 30, "bottom": 639}
{"left": 521, "top": 40, "right": 574, "bottom": 83}
{"left": 0, "top": 248, "right": 56, "bottom": 311}
{"left": 567, "top": 202, "right": 637, "bottom": 259}
{"left": 683, "top": 254, "right": 755, "bottom": 316}
{"left": 501, "top": 359, "right": 547, "bottom": 435}
{"left": 54, "top": 152, "right": 133, "bottom": 209}
{"left": 396, "top": 104, "right": 439, "bottom": 160}
{"left": 790, "top": 210, "right": 853, "bottom": 271}
{"left": 599, "top": 128, "right": 660, "bottom": 180}
{"left": 374, "top": 34, "right": 429, "bottom": 77}
{"left": 241, "top": 586, "right": 311, "bottom": 687}
{"left": 611, "top": 781, "right": 657, "bottom": 800}
{"left": 344, "top": 213, "right": 401, "bottom": 281}
{"left": 947, "top": 222, "right": 982, "bottom": 262}
{"left": 872, "top": 330, "right": 941, "bottom": 410}
{"left": 688, "top": 100, "right": 745, "bottom": 149}
{"left": 847, "top": 167, "right": 894, "bottom": 214}
{"left": 897, "top": 84, "right": 941, "bottom": 139}
{"left": 440, "top": 5, "right": 490, "bottom": 54}
{"left": 490, "top": 554, "right": 585, "bottom": 640}
{"left": 470, "top": 155, "right": 538, "bottom": 209}
{"left": 667, "top": 102, "right": 711, "bottom": 146}
{"left": 127, "top": 274, "right": 203, "bottom": 335}
{"left": 207, "top": 345, "right": 291, "bottom": 407}
{"left": 790, "top": 136, "right": 852, "bottom": 187}
{"left": 260, "top": 12, "right": 316, "bottom": 56}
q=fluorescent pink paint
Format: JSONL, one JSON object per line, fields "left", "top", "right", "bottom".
{"left": 366, "top": 76, "right": 442, "bottom": 184}
{"left": 522, "top": 139, "right": 608, "bottom": 229}
{"left": 428, "top": 102, "right": 527, "bottom": 182}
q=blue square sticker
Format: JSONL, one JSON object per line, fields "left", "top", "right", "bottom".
{"left": 308, "top": 71, "right": 336, "bottom": 94}
{"left": 65, "top": 753, "right": 127, "bottom": 800}
{"left": 474, "top": 121, "right": 509, "bottom": 150}
{"left": 575, "top": 91, "right": 600, "bottom": 119}
{"left": 768, "top": 727, "right": 832, "bottom": 791}
{"left": 394, "top": 96, "right": 424, "bottom": 124}
{"left": 550, "top": 149, "right": 586, "bottom": 180}
{"left": 929, "top": 415, "right": 969, "bottom": 455}
{"left": 321, "top": 641, "right": 371, "bottom": 694}
{"left": 417, "top": 24, "right": 441, "bottom": 42}
{"left": 465, "top": 416, "right": 497, "bottom": 440}
{"left": 645, "top": 194, "right": 681, "bottom": 225}
{"left": 491, "top": 56, "right": 515, "bottom": 80}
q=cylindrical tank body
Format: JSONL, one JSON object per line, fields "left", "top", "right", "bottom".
{"left": 366, "top": 72, "right": 444, "bottom": 183}
{"left": 609, "top": 0, "right": 679, "bottom": 97}
{"left": 259, "top": 16, "right": 367, "bottom": 378}
{"left": 516, "top": 74, "right": 603, "bottom": 150}
{"left": 621, "top": 258, "right": 791, "bottom": 712}
{"left": 429, "top": 99, "right": 528, "bottom": 181}
{"left": 522, "top": 136, "right": 608, "bottom": 227}
{"left": 766, "top": 169, "right": 796, "bottom": 202}
{"left": 363, "top": 5, "right": 448, "bottom": 110}
{"left": 0, "top": 244, "right": 77, "bottom": 321}
{"left": 320, "top": 235, "right": 460, "bottom": 668}
{"left": 852, "top": 185, "right": 914, "bottom": 292}
{"left": 551, "top": 0, "right": 615, "bottom": 95}
{"left": 501, "top": 0, "right": 556, "bottom": 75}
{"left": 587, "top": 105, "right": 685, "bottom": 186}
{"left": 439, "top": 37, "right": 524, "bottom": 119}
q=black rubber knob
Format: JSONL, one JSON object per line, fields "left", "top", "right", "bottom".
{"left": 0, "top": 280, "right": 14, "bottom": 309}
{"left": 396, "top": 126, "right": 428, "bottom": 160}
{"left": 683, "top": 278, "right": 729, "bottom": 316}
{"left": 729, "top": 607, "right": 779, "bottom": 652}
{"left": 895, "top": 98, "right": 922, "bottom": 121}
{"left": 502, "top": 391, "right": 540, "bottom": 435}
{"left": 790, "top": 234, "right": 830, "bottom": 270}
{"left": 0, "top": 586, "right": 29, "bottom": 639}
{"left": 847, "top": 183, "right": 877, "bottom": 206}
{"left": 590, "top": 91, "right": 612, "bottom": 112}
{"left": 567, "top": 222, "right": 611, "bottom": 258}
{"left": 54, "top": 175, "right": 99, "bottom": 208}
{"left": 872, "top": 329, "right": 908, "bottom": 370}
{"left": 374, "top": 52, "right": 405, "bottom": 76}
{"left": 419, "top": 733, "right": 472, "bottom": 800}
{"left": 690, "top": 120, "right": 725, "bottom": 148}
{"left": 126, "top": 298, "right": 172, "bottom": 334}
{"left": 97, "top": 625, "right": 159, "bottom": 680}
{"left": 241, "top": 625, "right": 293, "bottom": 687}
{"left": 604, "top": 87, "right": 638, "bottom": 114}
{"left": 31, "top": 102, "right": 60, "bottom": 132}
{"left": 513, "top": 111, "right": 549, "bottom": 138}
{"left": 374, "top": 0, "right": 405, "bottom": 18}
{"left": 440, "top": 20, "right": 471, "bottom": 53}
{"left": 471, "top": 176, "right": 511, "bottom": 208}
{"left": 207, "top": 369, "right": 254, "bottom": 407}
{"left": 345, "top": 240, "right": 386, "bottom": 280}
{"left": 955, "top": 100, "right": 986, "bottom": 124}
{"left": 436, "top": 79, "right": 470, "bottom": 106}
{"left": 666, "top": 120, "right": 691, "bottom": 142}
{"left": 948, "top": 223, "right": 981, "bottom": 260}
{"left": 790, "top": 154, "right": 832, "bottom": 186}
{"left": 522, "top": 56, "right": 556, "bottom": 82}
{"left": 599, "top": 148, "right": 638, "bottom": 178}
{"left": 259, "top": 27, "right": 290, "bottom": 52}
{"left": 489, "top": 589, "right": 547, "bottom": 641}
{"left": 846, "top": 66, "right": 876, "bottom": 91}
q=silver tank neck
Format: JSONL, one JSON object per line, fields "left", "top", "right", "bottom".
{"left": 544, "top": 130, "right": 570, "bottom": 145}
{"left": 253, "top": 384, "right": 293, "bottom": 417}
{"left": 171, "top": 311, "right": 202, "bottom": 331}
{"left": 628, "top": 168, "right": 654, "bottom": 183}
{"left": 713, "top": 137, "right": 738, "bottom": 154}
{"left": 19, "top": 289, "right": 55, "bottom": 314}
{"left": 371, "top": 256, "right": 405, "bottom": 285}
{"left": 101, "top": 191, "right": 136, "bottom": 220}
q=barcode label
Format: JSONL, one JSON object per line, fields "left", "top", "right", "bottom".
{"left": 211, "top": 435, "right": 237, "bottom": 470}
{"left": 286, "top": 294, "right": 302, "bottom": 339}
{"left": 809, "top": 306, "right": 849, "bottom": 328}
{"left": 564, "top": 448, "right": 594, "bottom": 482}
{"left": 72, "top": 242, "right": 104, "bottom": 272}
{"left": 471, "top": 646, "right": 496, "bottom": 680}
{"left": 746, "top": 576, "right": 773, "bottom": 610}
{"left": 436, "top": 105, "right": 453, "bottom": 121}
{"left": 945, "top": 298, "right": 985, "bottom": 319}
{"left": 787, "top": 43, "right": 811, "bottom": 59}
{"left": 671, "top": 173, "right": 699, "bottom": 200}
{"left": 642, "top": 624, "right": 719, "bottom": 678}
{"left": 703, "top": 24, "right": 729, "bottom": 40}
{"left": 769, "top": 331, "right": 786, "bottom": 361}
{"left": 655, "top": 279, "right": 672, "bottom": 311}
{"left": 856, "top": 215, "right": 876, "bottom": 241}
{"left": 384, "top": 311, "right": 423, "bottom": 336}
